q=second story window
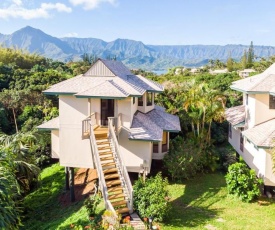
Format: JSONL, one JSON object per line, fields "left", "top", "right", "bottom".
{"left": 246, "top": 94, "right": 249, "bottom": 105}
{"left": 133, "top": 97, "right": 135, "bottom": 104}
{"left": 269, "top": 95, "right": 275, "bottom": 109}
{"left": 147, "top": 92, "right": 153, "bottom": 106}
{"left": 138, "top": 96, "right": 143, "bottom": 106}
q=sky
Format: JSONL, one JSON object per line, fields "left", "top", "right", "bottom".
{"left": 0, "top": 0, "right": 275, "bottom": 46}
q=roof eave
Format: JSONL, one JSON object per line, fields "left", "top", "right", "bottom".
{"left": 43, "top": 92, "right": 75, "bottom": 96}
{"left": 128, "top": 138, "right": 158, "bottom": 142}
{"left": 75, "top": 95, "right": 127, "bottom": 99}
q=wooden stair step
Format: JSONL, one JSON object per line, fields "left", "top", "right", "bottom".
{"left": 103, "top": 168, "right": 118, "bottom": 174}
{"left": 99, "top": 151, "right": 113, "bottom": 156}
{"left": 96, "top": 141, "right": 110, "bottom": 145}
{"left": 116, "top": 207, "right": 130, "bottom": 214}
{"left": 108, "top": 193, "right": 126, "bottom": 200}
{"left": 104, "top": 173, "right": 119, "bottom": 180}
{"left": 111, "top": 200, "right": 127, "bottom": 207}
{"left": 107, "top": 186, "right": 123, "bottom": 193}
{"left": 100, "top": 156, "right": 114, "bottom": 161}
{"left": 101, "top": 162, "right": 116, "bottom": 168}
{"left": 106, "top": 180, "right": 121, "bottom": 187}
{"left": 96, "top": 137, "right": 108, "bottom": 141}
{"left": 98, "top": 146, "right": 111, "bottom": 150}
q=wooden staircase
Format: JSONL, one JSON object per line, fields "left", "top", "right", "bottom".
{"left": 94, "top": 127, "right": 130, "bottom": 215}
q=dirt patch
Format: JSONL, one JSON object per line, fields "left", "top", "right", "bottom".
{"left": 59, "top": 168, "right": 98, "bottom": 207}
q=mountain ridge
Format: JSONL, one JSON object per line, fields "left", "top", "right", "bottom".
{"left": 1, "top": 26, "right": 275, "bottom": 70}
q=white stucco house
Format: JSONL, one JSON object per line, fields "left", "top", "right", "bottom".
{"left": 38, "top": 59, "right": 180, "bottom": 214}
{"left": 226, "top": 64, "right": 275, "bottom": 187}
{"left": 239, "top": 68, "right": 256, "bottom": 78}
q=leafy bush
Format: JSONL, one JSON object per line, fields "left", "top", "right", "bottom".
{"left": 163, "top": 136, "right": 205, "bottom": 180}
{"left": 133, "top": 173, "right": 170, "bottom": 222}
{"left": 225, "top": 162, "right": 263, "bottom": 202}
{"left": 84, "top": 194, "right": 101, "bottom": 217}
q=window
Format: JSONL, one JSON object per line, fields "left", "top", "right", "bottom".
{"left": 269, "top": 95, "right": 275, "bottom": 109}
{"left": 246, "top": 94, "right": 249, "bottom": 105}
{"left": 147, "top": 92, "right": 153, "bottom": 106}
{"left": 133, "top": 97, "right": 135, "bottom": 104}
{"left": 229, "top": 123, "right": 232, "bottom": 139}
{"left": 138, "top": 96, "right": 143, "bottom": 106}
{"left": 240, "top": 128, "right": 244, "bottom": 152}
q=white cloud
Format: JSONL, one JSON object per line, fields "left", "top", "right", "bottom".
{"left": 69, "top": 0, "right": 117, "bottom": 10}
{"left": 64, "top": 32, "right": 78, "bottom": 37}
{"left": 12, "top": 0, "right": 22, "bottom": 6}
{"left": 0, "top": 1, "right": 72, "bottom": 20}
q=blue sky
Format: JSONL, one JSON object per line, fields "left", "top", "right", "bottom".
{"left": 1, "top": 0, "right": 275, "bottom": 46}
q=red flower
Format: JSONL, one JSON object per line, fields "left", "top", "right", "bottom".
{"left": 84, "top": 226, "right": 90, "bottom": 229}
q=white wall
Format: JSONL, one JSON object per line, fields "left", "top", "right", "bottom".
{"left": 118, "top": 97, "right": 132, "bottom": 128}
{"left": 119, "top": 128, "right": 152, "bottom": 173}
{"left": 51, "top": 130, "right": 59, "bottom": 158}
{"left": 90, "top": 98, "right": 101, "bottom": 125}
{"left": 255, "top": 94, "right": 275, "bottom": 125}
{"left": 230, "top": 127, "right": 275, "bottom": 185}
{"left": 228, "top": 126, "right": 242, "bottom": 155}
{"left": 59, "top": 95, "right": 94, "bottom": 168}
{"left": 137, "top": 93, "right": 155, "bottom": 114}
{"left": 247, "top": 94, "right": 256, "bottom": 128}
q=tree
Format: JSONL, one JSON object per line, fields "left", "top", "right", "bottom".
{"left": 247, "top": 41, "right": 254, "bottom": 68}
{"left": 133, "top": 173, "right": 170, "bottom": 221}
{"left": 227, "top": 52, "right": 234, "bottom": 72}
{"left": 241, "top": 50, "right": 247, "bottom": 69}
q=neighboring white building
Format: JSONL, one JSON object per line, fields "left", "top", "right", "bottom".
{"left": 226, "top": 64, "right": 275, "bottom": 186}
{"left": 209, "top": 69, "right": 228, "bottom": 75}
{"left": 38, "top": 59, "right": 180, "bottom": 214}
{"left": 239, "top": 69, "right": 256, "bottom": 78}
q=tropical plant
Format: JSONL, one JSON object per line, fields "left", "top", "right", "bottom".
{"left": 133, "top": 173, "right": 170, "bottom": 222}
{"left": 0, "top": 150, "right": 22, "bottom": 229}
{"left": 225, "top": 162, "right": 263, "bottom": 202}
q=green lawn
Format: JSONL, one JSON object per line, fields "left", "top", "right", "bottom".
{"left": 22, "top": 164, "right": 275, "bottom": 230}
{"left": 163, "top": 173, "right": 275, "bottom": 230}
{"left": 22, "top": 164, "right": 104, "bottom": 230}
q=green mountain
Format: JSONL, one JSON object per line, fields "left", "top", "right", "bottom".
{"left": 1, "top": 26, "right": 275, "bottom": 70}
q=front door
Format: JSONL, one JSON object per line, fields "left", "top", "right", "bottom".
{"left": 101, "top": 99, "right": 114, "bottom": 126}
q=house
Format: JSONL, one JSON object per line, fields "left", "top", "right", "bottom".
{"left": 209, "top": 69, "right": 228, "bottom": 75}
{"left": 38, "top": 59, "right": 181, "bottom": 214}
{"left": 239, "top": 69, "right": 256, "bottom": 78}
{"left": 226, "top": 64, "right": 275, "bottom": 188}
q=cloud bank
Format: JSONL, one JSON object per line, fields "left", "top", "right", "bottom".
{"left": 69, "top": 0, "right": 117, "bottom": 10}
{"left": 0, "top": 1, "right": 72, "bottom": 19}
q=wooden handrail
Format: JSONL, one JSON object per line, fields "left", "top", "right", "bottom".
{"left": 108, "top": 117, "right": 133, "bottom": 213}
{"left": 83, "top": 112, "right": 116, "bottom": 214}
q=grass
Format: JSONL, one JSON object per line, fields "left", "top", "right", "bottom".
{"left": 162, "top": 173, "right": 275, "bottom": 230}
{"left": 22, "top": 165, "right": 275, "bottom": 230}
{"left": 21, "top": 163, "right": 104, "bottom": 230}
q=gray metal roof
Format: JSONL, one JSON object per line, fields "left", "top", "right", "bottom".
{"left": 43, "top": 59, "right": 163, "bottom": 97}
{"left": 231, "top": 63, "right": 275, "bottom": 93}
{"left": 242, "top": 119, "right": 275, "bottom": 148}
{"left": 129, "top": 106, "right": 181, "bottom": 141}
{"left": 225, "top": 105, "right": 245, "bottom": 126}
{"left": 37, "top": 117, "right": 59, "bottom": 130}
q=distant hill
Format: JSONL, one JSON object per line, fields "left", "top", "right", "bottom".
{"left": 1, "top": 26, "right": 275, "bottom": 70}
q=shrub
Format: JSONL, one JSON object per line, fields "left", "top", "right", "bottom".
{"left": 84, "top": 194, "right": 101, "bottom": 217}
{"left": 225, "top": 162, "right": 263, "bottom": 202}
{"left": 133, "top": 173, "right": 170, "bottom": 222}
{"left": 163, "top": 136, "right": 204, "bottom": 180}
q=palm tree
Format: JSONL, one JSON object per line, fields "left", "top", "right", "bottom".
{"left": 0, "top": 132, "right": 40, "bottom": 194}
